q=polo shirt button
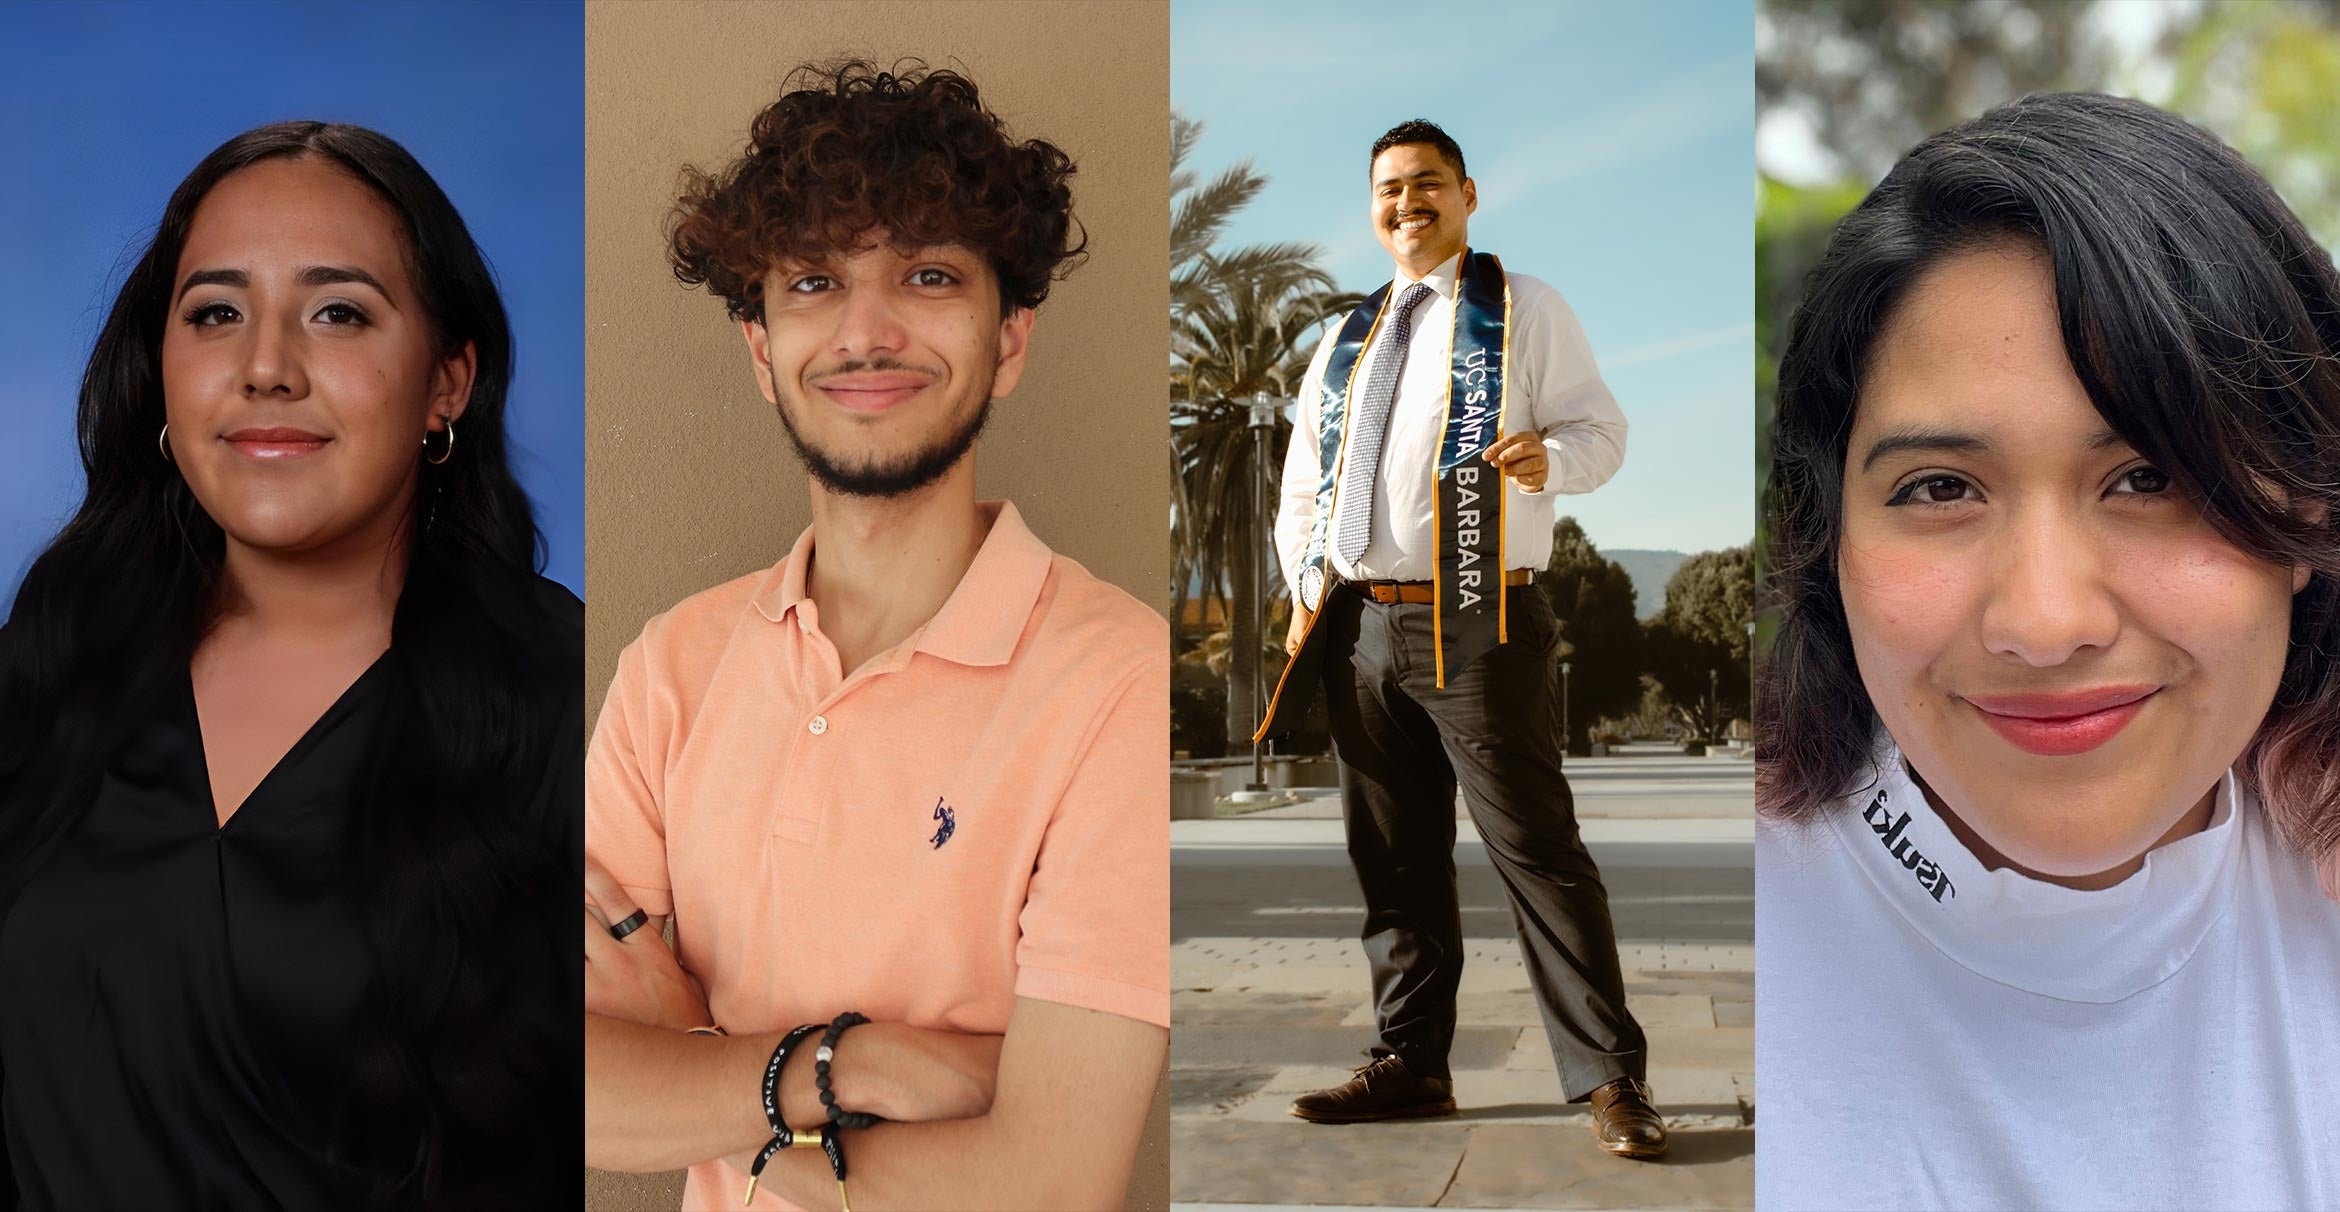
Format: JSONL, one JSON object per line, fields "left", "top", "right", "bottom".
{"left": 808, "top": 715, "right": 828, "bottom": 735}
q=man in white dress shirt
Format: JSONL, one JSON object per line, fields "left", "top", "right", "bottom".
{"left": 1267, "top": 120, "right": 1664, "bottom": 1158}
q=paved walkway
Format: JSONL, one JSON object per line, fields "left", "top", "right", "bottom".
{"left": 1170, "top": 747, "right": 1753, "bottom": 1210}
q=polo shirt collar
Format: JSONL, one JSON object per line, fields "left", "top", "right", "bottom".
{"left": 749, "top": 500, "right": 1051, "bottom": 668}
{"left": 750, "top": 525, "right": 819, "bottom": 626}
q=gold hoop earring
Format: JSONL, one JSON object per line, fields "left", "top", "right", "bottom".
{"left": 423, "top": 419, "right": 456, "bottom": 466}
{"left": 158, "top": 423, "right": 173, "bottom": 464}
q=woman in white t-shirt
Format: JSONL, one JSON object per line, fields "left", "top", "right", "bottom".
{"left": 1755, "top": 92, "right": 2340, "bottom": 1212}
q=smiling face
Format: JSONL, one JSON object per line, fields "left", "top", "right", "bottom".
{"left": 161, "top": 156, "right": 471, "bottom": 558}
{"left": 1837, "top": 242, "right": 2302, "bottom": 885}
{"left": 742, "top": 237, "right": 1032, "bottom": 499}
{"left": 1370, "top": 143, "right": 1475, "bottom": 278}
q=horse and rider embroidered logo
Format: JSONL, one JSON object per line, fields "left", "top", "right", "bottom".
{"left": 929, "top": 797, "right": 956, "bottom": 849}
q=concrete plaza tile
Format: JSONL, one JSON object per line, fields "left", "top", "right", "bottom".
{"left": 1176, "top": 1025, "right": 1523, "bottom": 1073}
{"left": 1450, "top": 1068, "right": 1741, "bottom": 1120}
{"left": 1176, "top": 964, "right": 1369, "bottom": 994}
{"left": 1217, "top": 1063, "right": 1741, "bottom": 1126}
{"left": 1713, "top": 997, "right": 1752, "bottom": 1028}
{"left": 1213, "top": 1070, "right": 1384, "bottom": 1123}
{"left": 1615, "top": 942, "right": 1753, "bottom": 973}
{"left": 1338, "top": 991, "right": 1553, "bottom": 1029}
{"left": 1452, "top": 966, "right": 1539, "bottom": 993}
{"left": 1252, "top": 1063, "right": 1382, "bottom": 1096}
{"left": 1171, "top": 1065, "right": 1280, "bottom": 1115}
{"left": 1505, "top": 1027, "right": 1751, "bottom": 1073}
{"left": 1175, "top": 989, "right": 1359, "bottom": 1027}
{"left": 1335, "top": 988, "right": 1712, "bottom": 1031}
{"left": 1434, "top": 1065, "right": 1738, "bottom": 1115}
{"left": 1438, "top": 1125, "right": 1754, "bottom": 1210}
{"left": 1627, "top": 968, "right": 1755, "bottom": 997}
{"left": 1170, "top": 1119, "right": 1474, "bottom": 1207}
{"left": 1177, "top": 960, "right": 1545, "bottom": 994}
{"left": 1616, "top": 992, "right": 1717, "bottom": 1029}
{"left": 1647, "top": 1067, "right": 1745, "bottom": 1117}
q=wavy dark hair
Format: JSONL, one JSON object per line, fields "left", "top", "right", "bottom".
{"left": 0, "top": 122, "right": 575, "bottom": 1207}
{"left": 1757, "top": 92, "right": 2340, "bottom": 865}
{"left": 667, "top": 57, "right": 1086, "bottom": 321}
{"left": 1370, "top": 118, "right": 1466, "bottom": 180}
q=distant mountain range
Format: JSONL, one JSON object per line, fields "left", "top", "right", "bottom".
{"left": 1603, "top": 549, "right": 1689, "bottom": 619}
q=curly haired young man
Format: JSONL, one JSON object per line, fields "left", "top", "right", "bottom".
{"left": 580, "top": 61, "right": 1168, "bottom": 1211}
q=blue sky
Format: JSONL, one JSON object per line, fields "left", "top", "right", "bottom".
{"left": 0, "top": 0, "right": 583, "bottom": 601}
{"left": 1175, "top": 0, "right": 1754, "bottom": 555}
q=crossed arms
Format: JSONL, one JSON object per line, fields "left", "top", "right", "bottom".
{"left": 583, "top": 884, "right": 1166, "bottom": 1210}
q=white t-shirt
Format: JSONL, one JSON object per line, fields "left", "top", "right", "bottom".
{"left": 1756, "top": 738, "right": 2340, "bottom": 1211}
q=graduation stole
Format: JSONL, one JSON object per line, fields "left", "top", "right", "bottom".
{"left": 1257, "top": 249, "right": 1514, "bottom": 742}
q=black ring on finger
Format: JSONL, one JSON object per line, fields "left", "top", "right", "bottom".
{"left": 608, "top": 908, "right": 650, "bottom": 941}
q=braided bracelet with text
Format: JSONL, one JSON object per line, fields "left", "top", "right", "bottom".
{"left": 741, "top": 1022, "right": 824, "bottom": 1206}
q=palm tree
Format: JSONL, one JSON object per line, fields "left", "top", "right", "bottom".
{"left": 1170, "top": 112, "right": 1362, "bottom": 746}
{"left": 1171, "top": 113, "right": 1331, "bottom": 327}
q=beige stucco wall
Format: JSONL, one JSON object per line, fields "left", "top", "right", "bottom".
{"left": 583, "top": 1, "right": 1170, "bottom": 1208}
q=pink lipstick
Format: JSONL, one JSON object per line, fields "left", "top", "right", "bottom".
{"left": 223, "top": 426, "right": 331, "bottom": 460}
{"left": 1963, "top": 685, "right": 2158, "bottom": 757}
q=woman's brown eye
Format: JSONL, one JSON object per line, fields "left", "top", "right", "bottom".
{"left": 1886, "top": 474, "right": 1973, "bottom": 507}
{"left": 2123, "top": 467, "right": 2170, "bottom": 494}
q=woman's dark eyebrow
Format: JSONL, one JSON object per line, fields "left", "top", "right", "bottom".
{"left": 173, "top": 265, "right": 398, "bottom": 309}
{"left": 1861, "top": 428, "right": 1989, "bottom": 472}
{"left": 298, "top": 264, "right": 397, "bottom": 307}
{"left": 175, "top": 267, "right": 245, "bottom": 303}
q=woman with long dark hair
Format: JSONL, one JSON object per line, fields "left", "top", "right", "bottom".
{"left": 1756, "top": 92, "right": 2340, "bottom": 1210}
{"left": 0, "top": 122, "right": 579, "bottom": 1210}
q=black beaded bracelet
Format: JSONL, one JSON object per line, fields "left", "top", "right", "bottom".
{"left": 742, "top": 1023, "right": 824, "bottom": 1206}
{"left": 813, "top": 1011, "right": 883, "bottom": 1130}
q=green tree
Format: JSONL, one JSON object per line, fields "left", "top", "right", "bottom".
{"left": 1642, "top": 546, "right": 1754, "bottom": 739}
{"left": 2162, "top": 0, "right": 2340, "bottom": 242}
{"left": 1757, "top": 0, "right": 2106, "bottom": 184}
{"left": 1169, "top": 112, "right": 1360, "bottom": 746}
{"left": 1172, "top": 113, "right": 1331, "bottom": 328}
{"left": 1540, "top": 517, "right": 1642, "bottom": 756}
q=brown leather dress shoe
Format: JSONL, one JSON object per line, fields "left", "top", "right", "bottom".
{"left": 1587, "top": 1076, "right": 1669, "bottom": 1159}
{"left": 1289, "top": 1054, "right": 1457, "bottom": 1123}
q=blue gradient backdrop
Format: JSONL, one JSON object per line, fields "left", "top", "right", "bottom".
{"left": 0, "top": 0, "right": 584, "bottom": 602}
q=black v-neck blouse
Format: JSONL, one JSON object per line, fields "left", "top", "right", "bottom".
{"left": 0, "top": 575, "right": 582, "bottom": 1211}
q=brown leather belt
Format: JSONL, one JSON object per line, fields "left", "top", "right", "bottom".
{"left": 1349, "top": 568, "right": 1534, "bottom": 605}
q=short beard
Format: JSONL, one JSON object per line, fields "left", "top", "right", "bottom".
{"left": 773, "top": 379, "right": 994, "bottom": 500}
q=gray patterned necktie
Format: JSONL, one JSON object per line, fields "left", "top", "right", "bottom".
{"left": 1331, "top": 282, "right": 1436, "bottom": 567}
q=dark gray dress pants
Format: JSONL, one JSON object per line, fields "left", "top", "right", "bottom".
{"left": 1318, "top": 580, "right": 1646, "bottom": 1100}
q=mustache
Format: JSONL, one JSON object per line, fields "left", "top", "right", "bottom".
{"left": 809, "top": 357, "right": 944, "bottom": 382}
{"left": 1389, "top": 207, "right": 1439, "bottom": 228}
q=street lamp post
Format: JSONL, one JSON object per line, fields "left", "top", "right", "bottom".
{"left": 1238, "top": 391, "right": 1282, "bottom": 798}
{"left": 1708, "top": 666, "right": 1719, "bottom": 744}
{"left": 1745, "top": 619, "right": 1755, "bottom": 750}
{"left": 1560, "top": 660, "right": 1572, "bottom": 762}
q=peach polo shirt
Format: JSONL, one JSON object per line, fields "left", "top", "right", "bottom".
{"left": 585, "top": 501, "right": 1168, "bottom": 1211}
